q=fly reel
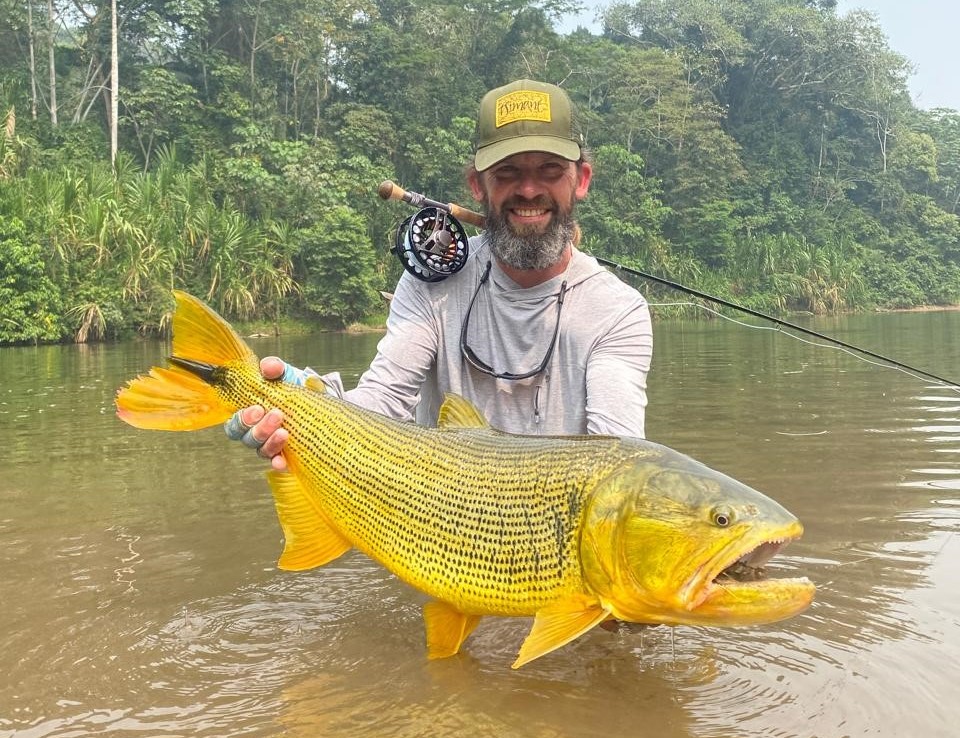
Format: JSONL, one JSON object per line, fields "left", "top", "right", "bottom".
{"left": 392, "top": 207, "right": 469, "bottom": 282}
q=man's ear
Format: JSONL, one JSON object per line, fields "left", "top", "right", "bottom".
{"left": 574, "top": 162, "right": 592, "bottom": 200}
{"left": 467, "top": 167, "right": 486, "bottom": 202}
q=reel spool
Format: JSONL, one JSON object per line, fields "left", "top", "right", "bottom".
{"left": 393, "top": 206, "right": 469, "bottom": 282}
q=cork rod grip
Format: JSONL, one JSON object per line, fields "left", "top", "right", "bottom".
{"left": 377, "top": 180, "right": 486, "bottom": 229}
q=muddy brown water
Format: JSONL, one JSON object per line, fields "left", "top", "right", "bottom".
{"left": 1, "top": 310, "right": 958, "bottom": 737}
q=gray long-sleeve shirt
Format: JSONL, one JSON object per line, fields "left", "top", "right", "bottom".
{"left": 335, "top": 236, "right": 652, "bottom": 438}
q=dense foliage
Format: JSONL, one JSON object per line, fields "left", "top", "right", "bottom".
{"left": 1, "top": 0, "right": 958, "bottom": 343}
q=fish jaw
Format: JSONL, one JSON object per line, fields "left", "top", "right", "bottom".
{"left": 675, "top": 519, "right": 815, "bottom": 626}
{"left": 688, "top": 573, "right": 815, "bottom": 625}
{"left": 596, "top": 524, "right": 815, "bottom": 627}
{"left": 580, "top": 445, "right": 816, "bottom": 628}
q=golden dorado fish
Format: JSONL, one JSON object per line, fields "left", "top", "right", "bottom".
{"left": 116, "top": 291, "right": 815, "bottom": 668}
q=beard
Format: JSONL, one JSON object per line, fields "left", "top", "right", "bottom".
{"left": 484, "top": 195, "right": 577, "bottom": 271}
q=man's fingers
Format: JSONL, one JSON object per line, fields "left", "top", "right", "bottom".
{"left": 261, "top": 356, "right": 286, "bottom": 380}
{"left": 225, "top": 406, "right": 265, "bottom": 440}
{"left": 240, "top": 406, "right": 266, "bottom": 427}
{"left": 270, "top": 451, "right": 289, "bottom": 472}
{"left": 247, "top": 408, "right": 284, "bottom": 446}
{"left": 226, "top": 404, "right": 289, "bottom": 468}
{"left": 258, "top": 427, "right": 289, "bottom": 461}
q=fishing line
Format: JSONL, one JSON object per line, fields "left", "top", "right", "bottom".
{"left": 598, "top": 257, "right": 960, "bottom": 390}
{"left": 650, "top": 300, "right": 960, "bottom": 393}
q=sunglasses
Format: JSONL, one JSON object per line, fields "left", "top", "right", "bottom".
{"left": 459, "top": 261, "right": 567, "bottom": 381}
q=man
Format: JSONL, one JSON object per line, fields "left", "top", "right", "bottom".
{"left": 228, "top": 79, "right": 653, "bottom": 469}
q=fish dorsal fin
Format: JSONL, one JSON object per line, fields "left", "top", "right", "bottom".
{"left": 267, "top": 470, "right": 351, "bottom": 571}
{"left": 423, "top": 600, "right": 482, "bottom": 659}
{"left": 437, "top": 394, "right": 489, "bottom": 429}
{"left": 512, "top": 595, "right": 611, "bottom": 669}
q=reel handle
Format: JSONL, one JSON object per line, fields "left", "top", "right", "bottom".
{"left": 378, "top": 180, "right": 486, "bottom": 229}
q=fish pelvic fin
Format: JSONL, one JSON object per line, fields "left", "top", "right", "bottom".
{"left": 437, "top": 394, "right": 489, "bottom": 429}
{"left": 512, "top": 595, "right": 611, "bottom": 669}
{"left": 268, "top": 470, "right": 351, "bottom": 571}
{"left": 115, "top": 291, "right": 259, "bottom": 431}
{"left": 423, "top": 600, "right": 482, "bottom": 660}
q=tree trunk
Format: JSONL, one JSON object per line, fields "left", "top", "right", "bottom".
{"left": 249, "top": 0, "right": 263, "bottom": 111}
{"left": 110, "top": 0, "right": 119, "bottom": 167}
{"left": 47, "top": 0, "right": 59, "bottom": 126}
{"left": 27, "top": 0, "right": 38, "bottom": 120}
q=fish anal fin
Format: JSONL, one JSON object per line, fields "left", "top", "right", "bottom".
{"left": 512, "top": 595, "right": 611, "bottom": 669}
{"left": 423, "top": 600, "right": 482, "bottom": 659}
{"left": 267, "top": 470, "right": 351, "bottom": 571}
{"left": 437, "top": 394, "right": 489, "bottom": 429}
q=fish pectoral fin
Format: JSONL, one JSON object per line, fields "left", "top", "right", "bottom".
{"left": 437, "top": 394, "right": 489, "bottom": 429}
{"left": 512, "top": 595, "right": 611, "bottom": 669}
{"left": 423, "top": 600, "right": 482, "bottom": 660}
{"left": 267, "top": 470, "right": 351, "bottom": 571}
{"left": 304, "top": 376, "right": 330, "bottom": 394}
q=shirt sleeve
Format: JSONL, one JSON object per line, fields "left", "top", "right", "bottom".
{"left": 584, "top": 296, "right": 652, "bottom": 439}
{"left": 341, "top": 274, "right": 440, "bottom": 422}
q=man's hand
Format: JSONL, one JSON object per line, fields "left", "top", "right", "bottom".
{"left": 224, "top": 356, "right": 291, "bottom": 471}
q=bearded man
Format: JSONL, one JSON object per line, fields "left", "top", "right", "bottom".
{"left": 229, "top": 79, "right": 653, "bottom": 468}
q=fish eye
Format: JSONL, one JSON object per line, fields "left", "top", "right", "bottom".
{"left": 711, "top": 507, "right": 734, "bottom": 528}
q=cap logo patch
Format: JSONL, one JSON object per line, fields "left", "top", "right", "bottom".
{"left": 495, "top": 91, "right": 552, "bottom": 129}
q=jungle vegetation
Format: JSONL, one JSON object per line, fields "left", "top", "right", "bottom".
{"left": 1, "top": 0, "right": 959, "bottom": 343}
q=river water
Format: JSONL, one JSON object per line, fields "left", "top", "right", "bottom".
{"left": 1, "top": 308, "right": 958, "bottom": 737}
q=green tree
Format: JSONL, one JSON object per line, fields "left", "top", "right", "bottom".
{"left": 0, "top": 216, "right": 63, "bottom": 343}
{"left": 576, "top": 144, "right": 669, "bottom": 264}
{"left": 297, "top": 205, "right": 380, "bottom": 327}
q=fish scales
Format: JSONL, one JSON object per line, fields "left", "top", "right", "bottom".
{"left": 219, "top": 362, "right": 644, "bottom": 614}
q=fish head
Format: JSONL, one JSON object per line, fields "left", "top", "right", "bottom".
{"left": 580, "top": 442, "right": 815, "bottom": 627}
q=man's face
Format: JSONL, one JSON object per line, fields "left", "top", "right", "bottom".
{"left": 470, "top": 152, "right": 592, "bottom": 270}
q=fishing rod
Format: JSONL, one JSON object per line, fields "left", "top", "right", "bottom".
{"left": 377, "top": 180, "right": 960, "bottom": 389}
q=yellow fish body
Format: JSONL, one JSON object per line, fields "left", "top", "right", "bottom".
{"left": 116, "top": 291, "right": 814, "bottom": 668}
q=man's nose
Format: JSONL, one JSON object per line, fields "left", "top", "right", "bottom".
{"left": 514, "top": 172, "right": 546, "bottom": 199}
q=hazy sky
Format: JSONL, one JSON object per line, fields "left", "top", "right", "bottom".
{"left": 560, "top": 1, "right": 959, "bottom": 111}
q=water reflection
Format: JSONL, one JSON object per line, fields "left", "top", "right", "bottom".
{"left": 1, "top": 313, "right": 959, "bottom": 737}
{"left": 645, "top": 313, "right": 960, "bottom": 737}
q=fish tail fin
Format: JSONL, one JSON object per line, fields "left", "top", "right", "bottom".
{"left": 115, "top": 290, "right": 259, "bottom": 431}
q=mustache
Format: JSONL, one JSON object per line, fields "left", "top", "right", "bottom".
{"left": 502, "top": 195, "right": 555, "bottom": 210}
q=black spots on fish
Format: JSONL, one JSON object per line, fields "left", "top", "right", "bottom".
{"left": 290, "top": 421, "right": 608, "bottom": 611}
{"left": 211, "top": 365, "right": 233, "bottom": 385}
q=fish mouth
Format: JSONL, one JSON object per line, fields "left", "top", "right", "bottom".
{"left": 688, "top": 525, "right": 815, "bottom": 624}
{"left": 715, "top": 538, "right": 792, "bottom": 583}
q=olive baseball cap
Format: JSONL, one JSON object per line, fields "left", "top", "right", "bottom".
{"left": 474, "top": 79, "right": 583, "bottom": 171}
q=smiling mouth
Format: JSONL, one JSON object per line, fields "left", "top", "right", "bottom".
{"left": 511, "top": 207, "right": 550, "bottom": 218}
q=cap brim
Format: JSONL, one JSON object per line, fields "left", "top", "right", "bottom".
{"left": 475, "top": 136, "right": 581, "bottom": 171}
